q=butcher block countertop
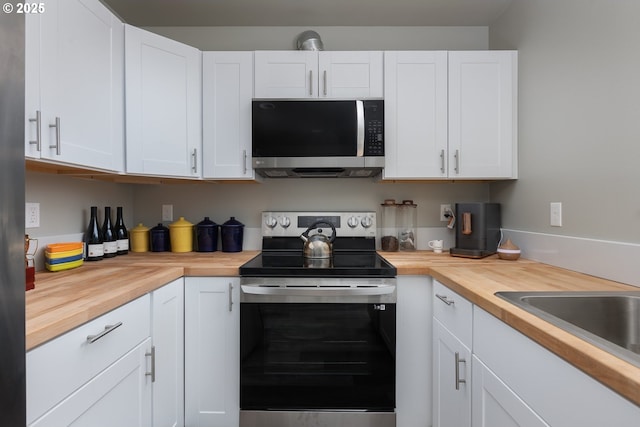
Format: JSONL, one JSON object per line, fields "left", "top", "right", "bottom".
{"left": 27, "top": 250, "right": 640, "bottom": 406}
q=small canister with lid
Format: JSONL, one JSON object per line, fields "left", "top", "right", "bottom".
{"left": 130, "top": 223, "right": 150, "bottom": 252}
{"left": 397, "top": 200, "right": 417, "bottom": 251}
{"left": 195, "top": 217, "right": 219, "bottom": 252}
{"left": 221, "top": 217, "right": 244, "bottom": 252}
{"left": 150, "top": 223, "right": 171, "bottom": 252}
{"left": 169, "top": 217, "right": 194, "bottom": 253}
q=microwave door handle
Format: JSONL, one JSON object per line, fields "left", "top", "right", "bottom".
{"left": 356, "top": 100, "right": 365, "bottom": 157}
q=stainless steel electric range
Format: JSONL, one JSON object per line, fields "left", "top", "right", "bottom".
{"left": 239, "top": 211, "right": 397, "bottom": 427}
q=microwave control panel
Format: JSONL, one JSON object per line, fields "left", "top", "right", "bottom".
{"left": 364, "top": 100, "right": 384, "bottom": 156}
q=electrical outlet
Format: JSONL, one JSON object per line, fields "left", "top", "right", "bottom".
{"left": 162, "top": 204, "right": 173, "bottom": 222}
{"left": 440, "top": 204, "right": 452, "bottom": 222}
{"left": 26, "top": 202, "right": 40, "bottom": 228}
{"left": 550, "top": 202, "right": 562, "bottom": 227}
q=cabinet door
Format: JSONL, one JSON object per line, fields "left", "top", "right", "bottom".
{"left": 184, "top": 278, "right": 239, "bottom": 427}
{"left": 125, "top": 25, "right": 202, "bottom": 178}
{"left": 433, "top": 319, "right": 471, "bottom": 427}
{"left": 30, "top": 339, "right": 152, "bottom": 427}
{"left": 152, "top": 279, "right": 184, "bottom": 427}
{"left": 396, "top": 276, "right": 433, "bottom": 427}
{"left": 202, "top": 52, "right": 254, "bottom": 179}
{"left": 472, "top": 356, "right": 550, "bottom": 427}
{"left": 448, "top": 51, "right": 517, "bottom": 179}
{"left": 254, "top": 51, "right": 318, "bottom": 98}
{"left": 25, "top": 13, "right": 42, "bottom": 159}
{"left": 383, "top": 51, "right": 448, "bottom": 179}
{"left": 318, "top": 51, "right": 383, "bottom": 98}
{"left": 31, "top": 0, "right": 124, "bottom": 171}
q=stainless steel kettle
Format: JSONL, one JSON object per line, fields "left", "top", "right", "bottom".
{"left": 300, "top": 221, "right": 336, "bottom": 259}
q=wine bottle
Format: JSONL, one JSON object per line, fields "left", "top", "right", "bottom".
{"left": 84, "top": 206, "right": 104, "bottom": 261}
{"left": 114, "top": 206, "right": 129, "bottom": 255}
{"left": 102, "top": 206, "right": 117, "bottom": 258}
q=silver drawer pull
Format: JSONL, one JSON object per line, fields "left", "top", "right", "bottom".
{"left": 436, "top": 294, "right": 455, "bottom": 306}
{"left": 86, "top": 322, "right": 123, "bottom": 344}
{"left": 29, "top": 110, "right": 42, "bottom": 151}
{"left": 145, "top": 346, "right": 156, "bottom": 382}
{"left": 455, "top": 351, "right": 466, "bottom": 390}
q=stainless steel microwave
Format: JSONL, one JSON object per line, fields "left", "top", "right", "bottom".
{"left": 252, "top": 99, "right": 384, "bottom": 178}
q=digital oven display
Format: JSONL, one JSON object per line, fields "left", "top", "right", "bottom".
{"left": 297, "top": 215, "right": 341, "bottom": 228}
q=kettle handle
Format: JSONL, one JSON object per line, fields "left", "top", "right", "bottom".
{"left": 300, "top": 221, "right": 337, "bottom": 243}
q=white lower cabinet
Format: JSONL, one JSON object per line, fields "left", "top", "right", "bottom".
{"left": 471, "top": 356, "right": 549, "bottom": 427}
{"left": 151, "top": 278, "right": 185, "bottom": 427}
{"left": 184, "top": 277, "right": 240, "bottom": 427}
{"left": 27, "top": 294, "right": 152, "bottom": 426}
{"left": 396, "top": 276, "right": 433, "bottom": 427}
{"left": 433, "top": 320, "right": 471, "bottom": 427}
{"left": 432, "top": 281, "right": 472, "bottom": 427}
{"left": 27, "top": 279, "right": 186, "bottom": 427}
{"left": 432, "top": 279, "right": 640, "bottom": 427}
{"left": 30, "top": 338, "right": 152, "bottom": 427}
{"left": 473, "top": 306, "right": 640, "bottom": 427}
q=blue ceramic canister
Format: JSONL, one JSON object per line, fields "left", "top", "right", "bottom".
{"left": 195, "top": 217, "right": 219, "bottom": 252}
{"left": 150, "top": 223, "right": 171, "bottom": 252}
{"left": 221, "top": 217, "right": 244, "bottom": 252}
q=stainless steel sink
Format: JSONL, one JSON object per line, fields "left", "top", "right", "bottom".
{"left": 495, "top": 291, "right": 640, "bottom": 367}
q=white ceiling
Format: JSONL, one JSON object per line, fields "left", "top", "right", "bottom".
{"left": 101, "top": 0, "right": 513, "bottom": 27}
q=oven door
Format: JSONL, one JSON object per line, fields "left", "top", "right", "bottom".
{"left": 240, "top": 278, "right": 396, "bottom": 420}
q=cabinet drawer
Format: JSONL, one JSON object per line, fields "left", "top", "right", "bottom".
{"left": 433, "top": 280, "right": 472, "bottom": 348}
{"left": 27, "top": 294, "right": 151, "bottom": 424}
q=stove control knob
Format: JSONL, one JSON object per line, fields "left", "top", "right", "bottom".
{"left": 279, "top": 217, "right": 291, "bottom": 228}
{"left": 347, "top": 216, "right": 360, "bottom": 228}
{"left": 265, "top": 216, "right": 278, "bottom": 228}
{"left": 361, "top": 216, "right": 373, "bottom": 228}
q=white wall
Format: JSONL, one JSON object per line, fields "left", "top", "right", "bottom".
{"left": 488, "top": 0, "right": 640, "bottom": 285}
{"left": 144, "top": 26, "right": 489, "bottom": 51}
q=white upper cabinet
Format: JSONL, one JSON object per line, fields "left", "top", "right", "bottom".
{"left": 202, "top": 52, "right": 254, "bottom": 179}
{"left": 125, "top": 25, "right": 202, "bottom": 178}
{"left": 254, "top": 51, "right": 383, "bottom": 99}
{"left": 383, "top": 51, "right": 448, "bottom": 179}
{"left": 384, "top": 50, "right": 518, "bottom": 180}
{"left": 25, "top": 0, "right": 124, "bottom": 172}
{"left": 448, "top": 51, "right": 518, "bottom": 179}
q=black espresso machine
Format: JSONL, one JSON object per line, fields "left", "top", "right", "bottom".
{"left": 449, "top": 202, "right": 501, "bottom": 259}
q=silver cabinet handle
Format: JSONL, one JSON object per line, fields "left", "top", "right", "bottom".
{"left": 323, "top": 70, "right": 327, "bottom": 96}
{"left": 228, "top": 282, "right": 234, "bottom": 312}
{"left": 436, "top": 294, "right": 455, "bottom": 306}
{"left": 29, "top": 110, "right": 42, "bottom": 151}
{"left": 355, "top": 100, "right": 364, "bottom": 157}
{"left": 86, "top": 321, "right": 123, "bottom": 344}
{"left": 145, "top": 346, "right": 156, "bottom": 382}
{"left": 454, "top": 149, "right": 460, "bottom": 174}
{"left": 49, "top": 116, "right": 61, "bottom": 155}
{"left": 309, "top": 70, "right": 313, "bottom": 96}
{"left": 455, "top": 352, "right": 466, "bottom": 390}
{"left": 191, "top": 148, "right": 198, "bottom": 173}
{"left": 440, "top": 149, "right": 445, "bottom": 173}
{"left": 242, "top": 149, "right": 247, "bottom": 175}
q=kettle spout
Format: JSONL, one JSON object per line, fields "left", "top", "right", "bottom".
{"left": 299, "top": 233, "right": 308, "bottom": 243}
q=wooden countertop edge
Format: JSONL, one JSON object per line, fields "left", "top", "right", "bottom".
{"left": 429, "top": 267, "right": 640, "bottom": 407}
{"left": 26, "top": 267, "right": 184, "bottom": 350}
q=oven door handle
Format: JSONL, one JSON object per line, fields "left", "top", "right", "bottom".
{"left": 241, "top": 284, "right": 396, "bottom": 297}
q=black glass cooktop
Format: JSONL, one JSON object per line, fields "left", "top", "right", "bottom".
{"left": 239, "top": 250, "right": 397, "bottom": 278}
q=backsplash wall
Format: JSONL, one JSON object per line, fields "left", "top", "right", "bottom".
{"left": 25, "top": 170, "right": 490, "bottom": 256}
{"left": 131, "top": 178, "right": 490, "bottom": 250}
